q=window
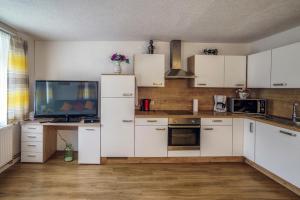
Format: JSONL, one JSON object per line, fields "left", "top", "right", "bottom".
{"left": 0, "top": 31, "right": 10, "bottom": 126}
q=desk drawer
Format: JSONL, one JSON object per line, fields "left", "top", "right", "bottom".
{"left": 22, "top": 142, "right": 43, "bottom": 153}
{"left": 22, "top": 132, "right": 43, "bottom": 142}
{"left": 22, "top": 124, "right": 43, "bottom": 133}
{"left": 201, "top": 118, "right": 232, "bottom": 126}
{"left": 135, "top": 118, "right": 168, "bottom": 126}
{"left": 21, "top": 152, "right": 43, "bottom": 163}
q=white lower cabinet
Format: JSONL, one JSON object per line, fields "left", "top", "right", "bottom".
{"left": 78, "top": 127, "right": 100, "bottom": 164}
{"left": 232, "top": 118, "right": 244, "bottom": 156}
{"left": 255, "top": 122, "right": 300, "bottom": 187}
{"left": 243, "top": 119, "right": 255, "bottom": 162}
{"left": 135, "top": 125, "right": 168, "bottom": 157}
{"left": 201, "top": 125, "right": 233, "bottom": 156}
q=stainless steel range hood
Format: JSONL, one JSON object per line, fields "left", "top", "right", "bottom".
{"left": 165, "top": 40, "right": 195, "bottom": 79}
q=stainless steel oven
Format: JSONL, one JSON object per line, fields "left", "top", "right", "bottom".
{"left": 168, "top": 118, "right": 201, "bottom": 151}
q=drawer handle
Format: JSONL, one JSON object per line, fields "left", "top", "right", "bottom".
{"left": 27, "top": 144, "right": 37, "bottom": 147}
{"left": 155, "top": 128, "right": 166, "bottom": 131}
{"left": 27, "top": 136, "right": 37, "bottom": 138}
{"left": 147, "top": 120, "right": 158, "bottom": 123}
{"left": 27, "top": 155, "right": 36, "bottom": 157}
{"left": 123, "top": 93, "right": 133, "bottom": 97}
{"left": 122, "top": 120, "right": 133, "bottom": 123}
{"left": 203, "top": 128, "right": 214, "bottom": 131}
{"left": 279, "top": 130, "right": 297, "bottom": 137}
{"left": 212, "top": 120, "right": 223, "bottom": 122}
{"left": 153, "top": 82, "right": 163, "bottom": 86}
{"left": 273, "top": 83, "right": 287, "bottom": 86}
{"left": 28, "top": 127, "right": 37, "bottom": 130}
{"left": 235, "top": 84, "right": 244, "bottom": 87}
{"left": 197, "top": 83, "right": 207, "bottom": 86}
{"left": 84, "top": 128, "right": 95, "bottom": 131}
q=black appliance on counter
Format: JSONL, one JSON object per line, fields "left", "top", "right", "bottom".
{"left": 227, "top": 98, "right": 267, "bottom": 114}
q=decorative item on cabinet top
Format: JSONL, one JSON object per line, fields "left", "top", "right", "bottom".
{"left": 110, "top": 53, "right": 130, "bottom": 74}
{"left": 148, "top": 40, "right": 155, "bottom": 54}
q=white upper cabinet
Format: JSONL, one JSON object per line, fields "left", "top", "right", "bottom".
{"left": 243, "top": 119, "right": 255, "bottom": 162}
{"left": 188, "top": 55, "right": 225, "bottom": 87}
{"left": 101, "top": 75, "right": 135, "bottom": 98}
{"left": 224, "top": 56, "right": 246, "bottom": 88}
{"left": 271, "top": 42, "right": 300, "bottom": 88}
{"left": 134, "top": 54, "right": 165, "bottom": 87}
{"left": 247, "top": 50, "right": 271, "bottom": 88}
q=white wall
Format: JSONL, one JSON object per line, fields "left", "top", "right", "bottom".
{"left": 248, "top": 26, "right": 300, "bottom": 54}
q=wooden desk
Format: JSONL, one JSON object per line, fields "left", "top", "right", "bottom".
{"left": 21, "top": 120, "right": 100, "bottom": 163}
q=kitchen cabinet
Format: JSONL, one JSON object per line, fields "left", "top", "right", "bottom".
{"left": 78, "top": 127, "right": 100, "bottom": 164}
{"left": 188, "top": 55, "right": 224, "bottom": 87}
{"left": 255, "top": 122, "right": 300, "bottom": 188}
{"left": 101, "top": 75, "right": 135, "bottom": 157}
{"left": 224, "top": 56, "right": 246, "bottom": 88}
{"left": 271, "top": 42, "right": 300, "bottom": 88}
{"left": 101, "top": 75, "right": 135, "bottom": 98}
{"left": 201, "top": 118, "right": 233, "bottom": 156}
{"left": 232, "top": 118, "right": 244, "bottom": 156}
{"left": 134, "top": 54, "right": 165, "bottom": 87}
{"left": 243, "top": 119, "right": 255, "bottom": 162}
{"left": 135, "top": 126, "right": 168, "bottom": 157}
{"left": 247, "top": 50, "right": 271, "bottom": 88}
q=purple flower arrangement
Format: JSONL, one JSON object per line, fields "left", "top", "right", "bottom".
{"left": 110, "top": 53, "right": 129, "bottom": 64}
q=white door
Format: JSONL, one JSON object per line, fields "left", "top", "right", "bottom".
{"left": 255, "top": 122, "right": 300, "bottom": 187}
{"left": 101, "top": 98, "right": 134, "bottom": 157}
{"left": 224, "top": 56, "right": 246, "bottom": 88}
{"left": 247, "top": 50, "right": 271, "bottom": 88}
{"left": 233, "top": 118, "right": 244, "bottom": 156}
{"left": 194, "top": 55, "right": 224, "bottom": 87}
{"left": 243, "top": 119, "right": 255, "bottom": 161}
{"left": 101, "top": 75, "right": 135, "bottom": 97}
{"left": 201, "top": 126, "right": 232, "bottom": 156}
{"left": 135, "top": 126, "right": 168, "bottom": 157}
{"left": 134, "top": 54, "right": 165, "bottom": 87}
{"left": 271, "top": 42, "right": 300, "bottom": 88}
{"left": 78, "top": 127, "right": 100, "bottom": 164}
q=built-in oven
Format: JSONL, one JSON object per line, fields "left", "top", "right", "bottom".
{"left": 168, "top": 118, "right": 201, "bottom": 151}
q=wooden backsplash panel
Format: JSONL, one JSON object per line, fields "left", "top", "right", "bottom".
{"left": 255, "top": 88, "right": 300, "bottom": 119}
{"left": 138, "top": 79, "right": 236, "bottom": 111}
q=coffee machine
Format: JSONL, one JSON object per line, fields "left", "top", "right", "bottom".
{"left": 214, "top": 95, "right": 227, "bottom": 112}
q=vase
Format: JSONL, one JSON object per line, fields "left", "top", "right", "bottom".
{"left": 113, "top": 62, "right": 122, "bottom": 74}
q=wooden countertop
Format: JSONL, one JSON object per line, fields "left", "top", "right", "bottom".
{"left": 135, "top": 110, "right": 300, "bottom": 133}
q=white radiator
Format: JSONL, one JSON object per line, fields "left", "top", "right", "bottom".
{"left": 0, "top": 126, "right": 13, "bottom": 168}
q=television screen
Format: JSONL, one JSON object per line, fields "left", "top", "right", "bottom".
{"left": 35, "top": 80, "right": 98, "bottom": 117}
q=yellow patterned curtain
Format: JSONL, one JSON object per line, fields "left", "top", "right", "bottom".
{"left": 7, "top": 36, "right": 29, "bottom": 123}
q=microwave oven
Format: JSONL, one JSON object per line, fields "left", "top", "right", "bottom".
{"left": 227, "top": 98, "right": 267, "bottom": 114}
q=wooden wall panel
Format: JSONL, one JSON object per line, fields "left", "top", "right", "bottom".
{"left": 254, "top": 89, "right": 300, "bottom": 119}
{"left": 138, "top": 79, "right": 236, "bottom": 111}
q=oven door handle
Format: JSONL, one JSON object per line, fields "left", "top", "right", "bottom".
{"left": 168, "top": 125, "right": 201, "bottom": 128}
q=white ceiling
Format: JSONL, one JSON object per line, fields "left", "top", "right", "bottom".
{"left": 1, "top": 0, "right": 300, "bottom": 42}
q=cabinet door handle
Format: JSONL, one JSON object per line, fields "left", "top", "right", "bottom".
{"left": 84, "top": 128, "right": 95, "bottom": 131}
{"left": 27, "top": 135, "right": 37, "bottom": 138}
{"left": 155, "top": 128, "right": 166, "bottom": 131}
{"left": 250, "top": 122, "right": 254, "bottom": 133}
{"left": 122, "top": 120, "right": 133, "bottom": 123}
{"left": 273, "top": 83, "right": 287, "bottom": 86}
{"left": 27, "top": 155, "right": 36, "bottom": 157}
{"left": 203, "top": 128, "right": 214, "bottom": 131}
{"left": 122, "top": 93, "right": 133, "bottom": 97}
{"left": 27, "top": 144, "right": 37, "bottom": 147}
{"left": 28, "top": 127, "right": 37, "bottom": 130}
{"left": 197, "top": 83, "right": 207, "bottom": 86}
{"left": 147, "top": 120, "right": 158, "bottom": 123}
{"left": 212, "top": 120, "right": 223, "bottom": 123}
{"left": 153, "top": 82, "right": 163, "bottom": 86}
{"left": 279, "top": 130, "right": 297, "bottom": 137}
{"left": 235, "top": 84, "right": 244, "bottom": 87}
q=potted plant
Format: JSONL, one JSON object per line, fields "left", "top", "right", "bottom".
{"left": 110, "top": 53, "right": 129, "bottom": 74}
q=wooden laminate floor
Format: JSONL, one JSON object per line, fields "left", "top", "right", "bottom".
{"left": 0, "top": 153, "right": 299, "bottom": 200}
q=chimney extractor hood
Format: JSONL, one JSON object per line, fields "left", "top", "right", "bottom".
{"left": 165, "top": 40, "right": 195, "bottom": 79}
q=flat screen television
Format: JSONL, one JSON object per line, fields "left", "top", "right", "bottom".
{"left": 35, "top": 80, "right": 98, "bottom": 118}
